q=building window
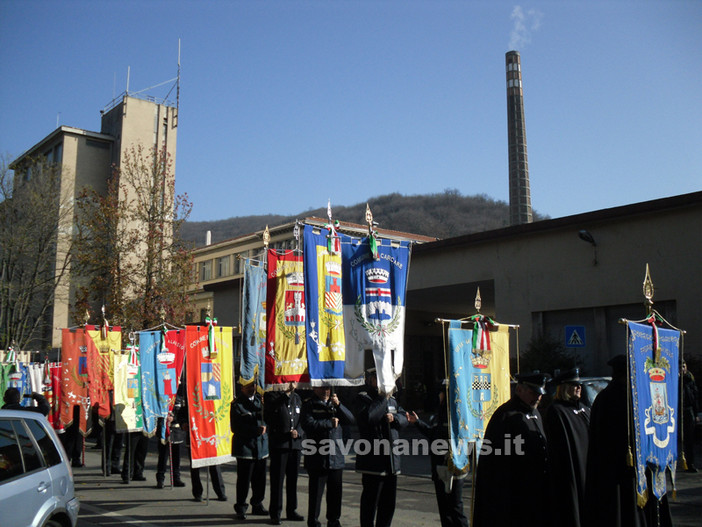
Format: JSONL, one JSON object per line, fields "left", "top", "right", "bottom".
{"left": 201, "top": 260, "right": 212, "bottom": 281}
{"left": 217, "top": 256, "right": 230, "bottom": 278}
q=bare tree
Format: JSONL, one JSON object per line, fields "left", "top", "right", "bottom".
{"left": 0, "top": 155, "right": 73, "bottom": 350}
{"left": 73, "top": 145, "right": 193, "bottom": 331}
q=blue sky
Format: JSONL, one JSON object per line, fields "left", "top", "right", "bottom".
{"left": 1, "top": 1, "right": 700, "bottom": 223}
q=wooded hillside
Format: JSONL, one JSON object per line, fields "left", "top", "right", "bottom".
{"left": 179, "top": 189, "right": 547, "bottom": 246}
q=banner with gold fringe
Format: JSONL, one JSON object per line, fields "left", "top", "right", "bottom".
{"left": 114, "top": 344, "right": 143, "bottom": 433}
{"left": 60, "top": 328, "right": 92, "bottom": 436}
{"left": 628, "top": 320, "right": 680, "bottom": 503}
{"left": 266, "top": 249, "right": 309, "bottom": 388}
{"left": 186, "top": 325, "right": 235, "bottom": 468}
{"left": 85, "top": 325, "right": 120, "bottom": 422}
{"left": 241, "top": 259, "right": 267, "bottom": 391}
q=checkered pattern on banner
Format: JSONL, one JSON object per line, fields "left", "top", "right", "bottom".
{"left": 472, "top": 377, "right": 492, "bottom": 391}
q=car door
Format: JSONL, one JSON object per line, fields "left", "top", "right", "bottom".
{"left": 0, "top": 417, "right": 52, "bottom": 527}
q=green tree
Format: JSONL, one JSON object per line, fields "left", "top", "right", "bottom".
{"left": 0, "top": 155, "right": 73, "bottom": 349}
{"left": 73, "top": 145, "right": 193, "bottom": 331}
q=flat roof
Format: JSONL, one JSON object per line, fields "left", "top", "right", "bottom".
{"left": 11, "top": 126, "right": 114, "bottom": 167}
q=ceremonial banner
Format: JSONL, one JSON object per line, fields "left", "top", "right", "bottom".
{"left": 86, "top": 325, "right": 120, "bottom": 421}
{"left": 241, "top": 259, "right": 267, "bottom": 390}
{"left": 628, "top": 320, "right": 680, "bottom": 502}
{"left": 6, "top": 362, "right": 30, "bottom": 404}
{"left": 48, "top": 363, "right": 62, "bottom": 430}
{"left": 160, "top": 328, "right": 187, "bottom": 441}
{"left": 138, "top": 330, "right": 170, "bottom": 435}
{"left": 186, "top": 325, "right": 235, "bottom": 468}
{"left": 114, "top": 345, "right": 144, "bottom": 432}
{"left": 60, "top": 328, "right": 91, "bottom": 436}
{"left": 448, "top": 320, "right": 510, "bottom": 469}
{"left": 304, "top": 225, "right": 357, "bottom": 386}
{"left": 266, "top": 250, "right": 309, "bottom": 388}
{"left": 342, "top": 237, "right": 411, "bottom": 394}
{"left": 164, "top": 329, "right": 187, "bottom": 394}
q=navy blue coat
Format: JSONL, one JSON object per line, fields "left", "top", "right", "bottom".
{"left": 231, "top": 394, "right": 269, "bottom": 460}
{"left": 265, "top": 390, "right": 304, "bottom": 451}
{"left": 301, "top": 395, "right": 355, "bottom": 472}
{"left": 354, "top": 389, "right": 408, "bottom": 475}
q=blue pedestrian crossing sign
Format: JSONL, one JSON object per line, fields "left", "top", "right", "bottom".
{"left": 565, "top": 326, "right": 586, "bottom": 347}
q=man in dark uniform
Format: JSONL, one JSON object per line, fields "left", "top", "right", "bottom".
{"left": 300, "top": 384, "right": 355, "bottom": 527}
{"left": 355, "top": 368, "right": 408, "bottom": 527}
{"left": 680, "top": 360, "right": 699, "bottom": 472}
{"left": 544, "top": 368, "right": 590, "bottom": 527}
{"left": 408, "top": 380, "right": 468, "bottom": 527}
{"left": 231, "top": 379, "right": 269, "bottom": 520}
{"left": 2, "top": 388, "right": 50, "bottom": 416}
{"left": 265, "top": 381, "right": 305, "bottom": 524}
{"left": 584, "top": 355, "right": 673, "bottom": 527}
{"left": 472, "top": 372, "right": 550, "bottom": 527}
{"left": 121, "top": 430, "right": 148, "bottom": 483}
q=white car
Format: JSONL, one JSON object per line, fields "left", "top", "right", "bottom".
{"left": 0, "top": 409, "right": 79, "bottom": 527}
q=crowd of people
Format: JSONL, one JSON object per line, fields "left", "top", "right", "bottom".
{"left": 3, "top": 358, "right": 699, "bottom": 527}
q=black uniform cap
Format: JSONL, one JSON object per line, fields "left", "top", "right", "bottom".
{"left": 516, "top": 372, "right": 551, "bottom": 395}
{"left": 553, "top": 368, "right": 581, "bottom": 385}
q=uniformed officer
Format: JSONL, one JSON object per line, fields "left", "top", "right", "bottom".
{"left": 265, "top": 381, "right": 305, "bottom": 524}
{"left": 301, "top": 384, "right": 355, "bottom": 527}
{"left": 408, "top": 380, "right": 468, "bottom": 527}
{"left": 472, "top": 372, "right": 550, "bottom": 527}
{"left": 355, "top": 368, "right": 408, "bottom": 527}
{"left": 545, "top": 368, "right": 590, "bottom": 527}
{"left": 231, "top": 379, "right": 269, "bottom": 520}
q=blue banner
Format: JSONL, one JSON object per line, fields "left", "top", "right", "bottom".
{"left": 303, "top": 225, "right": 355, "bottom": 386}
{"left": 138, "top": 330, "right": 170, "bottom": 436}
{"left": 628, "top": 321, "right": 680, "bottom": 501}
{"left": 241, "top": 259, "right": 267, "bottom": 391}
{"left": 448, "top": 321, "right": 472, "bottom": 470}
{"left": 341, "top": 235, "right": 411, "bottom": 394}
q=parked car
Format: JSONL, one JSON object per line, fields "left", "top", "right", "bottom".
{"left": 579, "top": 376, "right": 611, "bottom": 407}
{"left": 0, "top": 409, "right": 79, "bottom": 527}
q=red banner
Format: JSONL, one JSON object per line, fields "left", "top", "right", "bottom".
{"left": 86, "top": 325, "right": 121, "bottom": 421}
{"left": 266, "top": 250, "right": 309, "bottom": 388}
{"left": 60, "top": 328, "right": 91, "bottom": 436}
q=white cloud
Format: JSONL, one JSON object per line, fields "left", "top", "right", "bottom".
{"left": 509, "top": 5, "right": 543, "bottom": 50}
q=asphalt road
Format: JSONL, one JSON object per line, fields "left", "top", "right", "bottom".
{"left": 73, "top": 433, "right": 702, "bottom": 526}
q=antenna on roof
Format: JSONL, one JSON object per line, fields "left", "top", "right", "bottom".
{"left": 176, "top": 39, "right": 181, "bottom": 120}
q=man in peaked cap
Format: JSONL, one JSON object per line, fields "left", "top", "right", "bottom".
{"left": 585, "top": 355, "right": 673, "bottom": 526}
{"left": 544, "top": 368, "right": 590, "bottom": 527}
{"left": 472, "top": 372, "right": 550, "bottom": 527}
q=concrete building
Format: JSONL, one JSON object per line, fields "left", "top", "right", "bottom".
{"left": 405, "top": 191, "right": 702, "bottom": 395}
{"left": 186, "top": 193, "right": 702, "bottom": 398}
{"left": 10, "top": 94, "right": 178, "bottom": 349}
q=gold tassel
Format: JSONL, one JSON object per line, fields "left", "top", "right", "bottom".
{"left": 680, "top": 452, "right": 688, "bottom": 471}
{"left": 627, "top": 446, "right": 634, "bottom": 467}
{"left": 636, "top": 488, "right": 648, "bottom": 508}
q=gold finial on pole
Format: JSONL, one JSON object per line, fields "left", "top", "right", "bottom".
{"left": 643, "top": 263, "right": 654, "bottom": 316}
{"left": 84, "top": 309, "right": 91, "bottom": 326}
{"left": 263, "top": 225, "right": 270, "bottom": 250}
{"left": 365, "top": 203, "right": 374, "bottom": 233}
{"left": 474, "top": 287, "right": 482, "bottom": 314}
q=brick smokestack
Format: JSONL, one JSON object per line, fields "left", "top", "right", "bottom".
{"left": 506, "top": 50, "right": 533, "bottom": 225}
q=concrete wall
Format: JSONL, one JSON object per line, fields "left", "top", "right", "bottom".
{"left": 407, "top": 195, "right": 702, "bottom": 381}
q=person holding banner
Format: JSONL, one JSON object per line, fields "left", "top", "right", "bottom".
{"left": 544, "top": 368, "right": 590, "bottom": 527}
{"left": 301, "top": 384, "right": 355, "bottom": 527}
{"left": 584, "top": 355, "right": 673, "bottom": 527}
{"left": 408, "top": 382, "right": 468, "bottom": 527}
{"left": 231, "top": 378, "right": 269, "bottom": 520}
{"left": 265, "top": 381, "right": 305, "bottom": 524}
{"left": 472, "top": 372, "right": 550, "bottom": 527}
{"left": 355, "top": 368, "right": 408, "bottom": 527}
